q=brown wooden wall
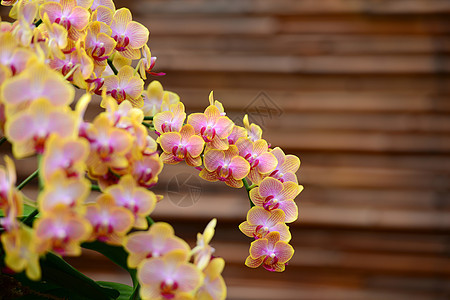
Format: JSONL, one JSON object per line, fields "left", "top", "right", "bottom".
{"left": 2, "top": 0, "right": 450, "bottom": 299}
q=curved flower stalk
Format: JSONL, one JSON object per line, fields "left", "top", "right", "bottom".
{"left": 0, "top": 0, "right": 302, "bottom": 297}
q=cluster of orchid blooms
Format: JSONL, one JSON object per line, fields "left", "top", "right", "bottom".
{"left": 0, "top": 0, "right": 302, "bottom": 299}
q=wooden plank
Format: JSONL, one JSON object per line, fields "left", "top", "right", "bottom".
{"left": 157, "top": 72, "right": 450, "bottom": 92}
{"left": 161, "top": 88, "right": 450, "bottom": 113}
{"left": 154, "top": 53, "right": 450, "bottom": 74}
{"left": 149, "top": 34, "right": 450, "bottom": 55}
{"left": 123, "top": 0, "right": 450, "bottom": 15}
{"left": 280, "top": 16, "right": 450, "bottom": 35}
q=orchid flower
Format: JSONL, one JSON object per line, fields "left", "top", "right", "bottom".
{"left": 267, "top": 147, "right": 301, "bottom": 184}
{"left": 83, "top": 113, "right": 133, "bottom": 176}
{"left": 37, "top": 171, "right": 90, "bottom": 213}
{"left": 137, "top": 250, "right": 203, "bottom": 300}
{"left": 239, "top": 206, "right": 291, "bottom": 242}
{"left": 142, "top": 80, "right": 180, "bottom": 117}
{"left": 110, "top": 8, "right": 148, "bottom": 59}
{"left": 187, "top": 99, "right": 234, "bottom": 150}
{"left": 84, "top": 21, "right": 116, "bottom": 67}
{"left": 0, "top": 156, "right": 17, "bottom": 210}
{"left": 104, "top": 174, "right": 156, "bottom": 229}
{"left": 36, "top": 13, "right": 68, "bottom": 59}
{"left": 90, "top": 0, "right": 115, "bottom": 12}
{"left": 191, "top": 218, "right": 217, "bottom": 271}
{"left": 5, "top": 98, "right": 78, "bottom": 158}
{"left": 159, "top": 124, "right": 205, "bottom": 167}
{"left": 85, "top": 194, "right": 134, "bottom": 245}
{"left": 199, "top": 145, "right": 250, "bottom": 188}
{"left": 0, "top": 32, "right": 34, "bottom": 75}
{"left": 249, "top": 177, "right": 302, "bottom": 223}
{"left": 236, "top": 137, "right": 277, "bottom": 184}
{"left": 34, "top": 205, "right": 92, "bottom": 256}
{"left": 129, "top": 152, "right": 163, "bottom": 188}
{"left": 195, "top": 257, "right": 227, "bottom": 300}
{"left": 153, "top": 102, "right": 186, "bottom": 135}
{"left": 90, "top": 4, "right": 114, "bottom": 26}
{"left": 1, "top": 226, "right": 41, "bottom": 280}
{"left": 39, "top": 0, "right": 90, "bottom": 39}
{"left": 103, "top": 65, "right": 144, "bottom": 107}
{"left": 243, "top": 114, "right": 262, "bottom": 142}
{"left": 11, "top": 0, "right": 38, "bottom": 46}
{"left": 137, "top": 44, "right": 165, "bottom": 79}
{"left": 1, "top": 61, "right": 74, "bottom": 112}
{"left": 227, "top": 124, "right": 247, "bottom": 145}
{"left": 40, "top": 135, "right": 89, "bottom": 182}
{"left": 124, "top": 222, "right": 190, "bottom": 269}
{"left": 245, "top": 231, "right": 294, "bottom": 272}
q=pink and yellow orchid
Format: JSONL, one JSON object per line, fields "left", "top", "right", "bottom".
{"left": 243, "top": 114, "right": 262, "bottom": 142}
{"left": 236, "top": 137, "right": 277, "bottom": 184}
{"left": 153, "top": 102, "right": 186, "bottom": 135}
{"left": 34, "top": 205, "right": 92, "bottom": 256}
{"left": 245, "top": 231, "right": 294, "bottom": 272}
{"left": 103, "top": 65, "right": 144, "bottom": 107}
{"left": 85, "top": 194, "right": 134, "bottom": 244}
{"left": 104, "top": 174, "right": 156, "bottom": 229}
{"left": 5, "top": 97, "right": 78, "bottom": 158}
{"left": 0, "top": 32, "right": 34, "bottom": 75}
{"left": 1, "top": 61, "right": 74, "bottom": 111}
{"left": 159, "top": 124, "right": 205, "bottom": 167}
{"left": 187, "top": 100, "right": 234, "bottom": 150}
{"left": 267, "top": 147, "right": 301, "bottom": 184}
{"left": 39, "top": 0, "right": 90, "bottom": 39}
{"left": 1, "top": 226, "right": 41, "bottom": 280}
{"left": 37, "top": 171, "right": 90, "bottom": 213}
{"left": 249, "top": 177, "right": 301, "bottom": 223}
{"left": 141, "top": 80, "right": 180, "bottom": 117}
{"left": 110, "top": 8, "right": 148, "bottom": 59}
{"left": 84, "top": 21, "right": 116, "bottom": 67}
{"left": 199, "top": 145, "right": 250, "bottom": 188}
{"left": 40, "top": 135, "right": 89, "bottom": 182}
{"left": 191, "top": 218, "right": 217, "bottom": 271}
{"left": 195, "top": 257, "right": 227, "bottom": 300}
{"left": 137, "top": 250, "right": 203, "bottom": 300}
{"left": 124, "top": 222, "right": 190, "bottom": 269}
{"left": 239, "top": 206, "right": 291, "bottom": 242}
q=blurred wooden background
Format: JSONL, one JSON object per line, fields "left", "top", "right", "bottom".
{"left": 3, "top": 0, "right": 450, "bottom": 299}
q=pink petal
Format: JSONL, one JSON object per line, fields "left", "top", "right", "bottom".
{"left": 256, "top": 152, "right": 278, "bottom": 174}
{"left": 187, "top": 113, "right": 207, "bottom": 133}
{"left": 245, "top": 256, "right": 263, "bottom": 268}
{"left": 249, "top": 238, "right": 268, "bottom": 258}
{"left": 246, "top": 207, "right": 269, "bottom": 225}
{"left": 259, "top": 177, "right": 283, "bottom": 198}
{"left": 238, "top": 222, "right": 256, "bottom": 238}
{"left": 180, "top": 124, "right": 195, "bottom": 141}
{"left": 160, "top": 152, "right": 180, "bottom": 164}
{"left": 186, "top": 135, "right": 204, "bottom": 157}
{"left": 209, "top": 137, "right": 228, "bottom": 150}
{"left": 185, "top": 154, "right": 202, "bottom": 167}
{"left": 249, "top": 188, "right": 265, "bottom": 206}
{"left": 103, "top": 75, "right": 119, "bottom": 90}
{"left": 124, "top": 76, "right": 144, "bottom": 99}
{"left": 159, "top": 132, "right": 181, "bottom": 153}
{"left": 174, "top": 264, "right": 202, "bottom": 292}
{"left": 126, "top": 21, "right": 149, "bottom": 49}
{"left": 282, "top": 155, "right": 300, "bottom": 173}
{"left": 274, "top": 241, "right": 294, "bottom": 263}
{"left": 280, "top": 182, "right": 301, "bottom": 201}
{"left": 266, "top": 209, "right": 286, "bottom": 227}
{"left": 271, "top": 224, "right": 291, "bottom": 242}
{"left": 68, "top": 6, "right": 90, "bottom": 30}
{"left": 225, "top": 177, "right": 243, "bottom": 188}
{"left": 204, "top": 105, "right": 220, "bottom": 122}
{"left": 265, "top": 231, "right": 281, "bottom": 248}
{"left": 110, "top": 207, "right": 134, "bottom": 232}
{"left": 214, "top": 116, "right": 233, "bottom": 138}
{"left": 229, "top": 156, "right": 250, "bottom": 180}
{"left": 39, "top": 2, "right": 62, "bottom": 23}
{"left": 6, "top": 114, "right": 34, "bottom": 142}
{"left": 199, "top": 169, "right": 218, "bottom": 182}
{"left": 138, "top": 257, "right": 166, "bottom": 285}
{"left": 111, "top": 8, "right": 132, "bottom": 34}
{"left": 279, "top": 200, "right": 298, "bottom": 223}
{"left": 236, "top": 137, "right": 252, "bottom": 156}
{"left": 270, "top": 147, "right": 285, "bottom": 165}
{"left": 203, "top": 149, "right": 224, "bottom": 172}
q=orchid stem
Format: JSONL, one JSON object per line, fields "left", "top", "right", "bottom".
{"left": 17, "top": 169, "right": 39, "bottom": 190}
{"left": 0, "top": 137, "right": 7, "bottom": 146}
{"left": 143, "top": 116, "right": 153, "bottom": 121}
{"left": 242, "top": 178, "right": 255, "bottom": 207}
{"left": 91, "top": 184, "right": 101, "bottom": 191}
{"left": 107, "top": 59, "right": 118, "bottom": 75}
{"left": 146, "top": 216, "right": 154, "bottom": 226}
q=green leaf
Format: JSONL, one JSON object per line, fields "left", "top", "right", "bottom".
{"left": 97, "top": 281, "right": 134, "bottom": 300}
{"left": 40, "top": 253, "right": 119, "bottom": 300}
{"left": 82, "top": 241, "right": 138, "bottom": 286}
